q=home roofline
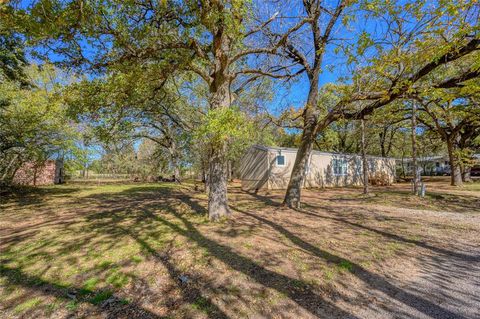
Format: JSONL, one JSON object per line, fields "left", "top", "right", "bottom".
{"left": 396, "top": 155, "right": 448, "bottom": 162}
{"left": 251, "top": 145, "right": 396, "bottom": 160}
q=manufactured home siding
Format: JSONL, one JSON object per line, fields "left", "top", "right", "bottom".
{"left": 239, "top": 146, "right": 396, "bottom": 190}
{"left": 268, "top": 150, "right": 297, "bottom": 190}
{"left": 238, "top": 147, "right": 269, "bottom": 191}
{"left": 305, "top": 153, "right": 361, "bottom": 188}
{"left": 307, "top": 153, "right": 395, "bottom": 187}
{"left": 370, "top": 157, "right": 396, "bottom": 184}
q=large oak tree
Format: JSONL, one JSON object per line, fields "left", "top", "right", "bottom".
{"left": 11, "top": 0, "right": 298, "bottom": 219}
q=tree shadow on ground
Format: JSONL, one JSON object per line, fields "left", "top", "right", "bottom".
{"left": 249, "top": 190, "right": 480, "bottom": 262}
{"left": 1, "top": 185, "right": 229, "bottom": 318}
{"left": 293, "top": 184, "right": 480, "bottom": 214}
{"left": 144, "top": 206, "right": 356, "bottom": 318}
{"left": 78, "top": 187, "right": 357, "bottom": 318}
{"left": 96, "top": 186, "right": 476, "bottom": 319}
{"left": 244, "top": 192, "right": 473, "bottom": 319}
{"left": 102, "top": 211, "right": 231, "bottom": 319}
{"left": 0, "top": 186, "right": 80, "bottom": 207}
{"left": 300, "top": 203, "right": 480, "bottom": 262}
{"left": 1, "top": 184, "right": 475, "bottom": 318}
{"left": 0, "top": 264, "right": 164, "bottom": 319}
{"left": 375, "top": 189, "right": 480, "bottom": 213}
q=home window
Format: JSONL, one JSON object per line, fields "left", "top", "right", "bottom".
{"left": 276, "top": 155, "right": 285, "bottom": 166}
{"left": 333, "top": 158, "right": 348, "bottom": 176}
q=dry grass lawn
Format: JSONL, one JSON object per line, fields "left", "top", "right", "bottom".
{"left": 1, "top": 178, "right": 479, "bottom": 318}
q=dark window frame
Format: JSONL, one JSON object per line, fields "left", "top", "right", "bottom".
{"left": 276, "top": 155, "right": 286, "bottom": 166}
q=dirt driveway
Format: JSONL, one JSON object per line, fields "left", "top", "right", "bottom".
{"left": 283, "top": 184, "right": 480, "bottom": 319}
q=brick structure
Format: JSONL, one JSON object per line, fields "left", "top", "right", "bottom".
{"left": 13, "top": 160, "right": 64, "bottom": 186}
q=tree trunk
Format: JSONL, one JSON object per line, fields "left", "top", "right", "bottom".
{"left": 207, "top": 35, "right": 231, "bottom": 219}
{"left": 446, "top": 139, "right": 463, "bottom": 186}
{"left": 207, "top": 138, "right": 230, "bottom": 220}
{"left": 208, "top": 143, "right": 230, "bottom": 220}
{"left": 400, "top": 134, "right": 407, "bottom": 178}
{"left": 411, "top": 102, "right": 418, "bottom": 194}
{"left": 283, "top": 99, "right": 319, "bottom": 208}
{"left": 227, "top": 160, "right": 232, "bottom": 181}
{"left": 169, "top": 143, "right": 181, "bottom": 183}
{"left": 462, "top": 166, "right": 472, "bottom": 183}
{"left": 379, "top": 127, "right": 387, "bottom": 158}
{"left": 33, "top": 166, "right": 38, "bottom": 186}
{"left": 361, "top": 118, "right": 369, "bottom": 194}
{"left": 173, "top": 165, "right": 181, "bottom": 183}
{"left": 204, "top": 170, "right": 210, "bottom": 194}
{"left": 1, "top": 154, "right": 19, "bottom": 182}
{"left": 283, "top": 130, "right": 315, "bottom": 208}
{"left": 282, "top": 45, "right": 321, "bottom": 208}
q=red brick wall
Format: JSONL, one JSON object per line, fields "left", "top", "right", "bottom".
{"left": 13, "top": 160, "right": 56, "bottom": 186}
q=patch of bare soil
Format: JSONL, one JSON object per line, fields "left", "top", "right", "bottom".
{"left": 1, "top": 181, "right": 479, "bottom": 318}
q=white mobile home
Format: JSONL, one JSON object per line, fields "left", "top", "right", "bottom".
{"left": 238, "top": 145, "right": 396, "bottom": 191}
{"left": 398, "top": 155, "right": 451, "bottom": 176}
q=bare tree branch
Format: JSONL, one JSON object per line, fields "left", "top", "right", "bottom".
{"left": 433, "top": 68, "right": 480, "bottom": 88}
{"left": 229, "top": 17, "right": 312, "bottom": 65}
